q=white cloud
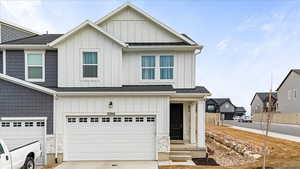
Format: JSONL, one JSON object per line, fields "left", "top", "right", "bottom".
{"left": 261, "top": 23, "right": 273, "bottom": 32}
{"left": 0, "top": 0, "right": 57, "bottom": 33}
{"left": 217, "top": 39, "right": 230, "bottom": 50}
{"left": 198, "top": 1, "right": 300, "bottom": 114}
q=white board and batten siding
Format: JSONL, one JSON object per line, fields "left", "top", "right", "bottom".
{"left": 56, "top": 26, "right": 123, "bottom": 87}
{"left": 98, "top": 7, "right": 183, "bottom": 43}
{"left": 123, "top": 51, "right": 196, "bottom": 88}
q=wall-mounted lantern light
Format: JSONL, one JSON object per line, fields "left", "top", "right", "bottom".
{"left": 108, "top": 101, "right": 113, "bottom": 109}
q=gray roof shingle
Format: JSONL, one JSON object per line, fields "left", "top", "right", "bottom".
{"left": 49, "top": 85, "right": 210, "bottom": 94}
{"left": 256, "top": 92, "right": 277, "bottom": 102}
{"left": 1, "top": 34, "right": 62, "bottom": 45}
{"left": 235, "top": 106, "right": 246, "bottom": 112}
{"left": 208, "top": 98, "right": 232, "bottom": 106}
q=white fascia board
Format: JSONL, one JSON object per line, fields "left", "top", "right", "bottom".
{"left": 48, "top": 20, "right": 127, "bottom": 47}
{"left": 124, "top": 45, "right": 203, "bottom": 51}
{"left": 0, "top": 18, "right": 40, "bottom": 35}
{"left": 0, "top": 117, "right": 48, "bottom": 121}
{"left": 0, "top": 73, "right": 56, "bottom": 95}
{"left": 95, "top": 2, "right": 196, "bottom": 45}
{"left": 0, "top": 44, "right": 53, "bottom": 50}
{"left": 56, "top": 91, "right": 175, "bottom": 96}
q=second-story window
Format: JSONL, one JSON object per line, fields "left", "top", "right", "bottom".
{"left": 142, "top": 56, "right": 155, "bottom": 80}
{"left": 25, "top": 51, "right": 45, "bottom": 82}
{"left": 82, "top": 51, "right": 98, "bottom": 78}
{"left": 160, "top": 55, "right": 174, "bottom": 80}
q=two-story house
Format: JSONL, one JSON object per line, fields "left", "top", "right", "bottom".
{"left": 206, "top": 98, "right": 236, "bottom": 120}
{"left": 276, "top": 69, "right": 300, "bottom": 113}
{"left": 0, "top": 3, "right": 210, "bottom": 165}
{"left": 0, "top": 19, "right": 39, "bottom": 74}
{"left": 250, "top": 92, "right": 277, "bottom": 114}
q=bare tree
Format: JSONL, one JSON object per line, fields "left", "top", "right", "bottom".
{"left": 263, "top": 75, "right": 273, "bottom": 169}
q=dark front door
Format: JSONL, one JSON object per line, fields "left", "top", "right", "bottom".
{"left": 170, "top": 103, "right": 183, "bottom": 140}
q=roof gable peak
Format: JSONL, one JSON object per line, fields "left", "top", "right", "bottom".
{"left": 95, "top": 3, "right": 197, "bottom": 45}
{"left": 48, "top": 20, "right": 126, "bottom": 47}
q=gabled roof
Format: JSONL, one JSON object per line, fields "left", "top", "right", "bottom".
{"left": 1, "top": 34, "right": 62, "bottom": 45}
{"left": 276, "top": 69, "right": 300, "bottom": 91}
{"left": 207, "top": 98, "right": 233, "bottom": 107}
{"left": 250, "top": 92, "right": 277, "bottom": 105}
{"left": 0, "top": 73, "right": 55, "bottom": 95}
{"left": 48, "top": 20, "right": 127, "bottom": 47}
{"left": 95, "top": 2, "right": 197, "bottom": 46}
{"left": 235, "top": 107, "right": 246, "bottom": 112}
{"left": 0, "top": 18, "right": 40, "bottom": 35}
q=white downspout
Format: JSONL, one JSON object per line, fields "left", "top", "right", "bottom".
{"left": 53, "top": 94, "right": 58, "bottom": 163}
{"left": 3, "top": 49, "right": 6, "bottom": 74}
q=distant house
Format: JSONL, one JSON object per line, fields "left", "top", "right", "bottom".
{"left": 276, "top": 69, "right": 300, "bottom": 113}
{"left": 206, "top": 98, "right": 237, "bottom": 120}
{"left": 0, "top": 18, "right": 38, "bottom": 43}
{"left": 250, "top": 92, "right": 277, "bottom": 114}
{"left": 235, "top": 107, "right": 246, "bottom": 116}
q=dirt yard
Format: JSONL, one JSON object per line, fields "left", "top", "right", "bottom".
{"left": 160, "top": 126, "right": 300, "bottom": 169}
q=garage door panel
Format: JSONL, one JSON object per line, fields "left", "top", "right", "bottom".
{"left": 65, "top": 115, "right": 156, "bottom": 160}
{"left": 0, "top": 120, "right": 46, "bottom": 165}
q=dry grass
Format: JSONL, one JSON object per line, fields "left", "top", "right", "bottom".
{"left": 160, "top": 126, "right": 300, "bottom": 169}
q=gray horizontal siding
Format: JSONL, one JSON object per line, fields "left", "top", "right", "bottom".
{"left": 1, "top": 24, "right": 35, "bottom": 43}
{"left": 6, "top": 50, "right": 58, "bottom": 87}
{"left": 0, "top": 51, "right": 2, "bottom": 74}
{"left": 0, "top": 79, "right": 53, "bottom": 134}
{"left": 6, "top": 50, "right": 25, "bottom": 80}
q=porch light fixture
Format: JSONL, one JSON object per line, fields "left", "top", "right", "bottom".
{"left": 108, "top": 101, "right": 113, "bottom": 108}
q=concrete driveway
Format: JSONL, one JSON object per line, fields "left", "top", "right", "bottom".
{"left": 54, "top": 161, "right": 158, "bottom": 169}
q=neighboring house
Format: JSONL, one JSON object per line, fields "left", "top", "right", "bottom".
{"left": 206, "top": 98, "right": 236, "bottom": 120}
{"left": 0, "top": 3, "right": 210, "bottom": 164}
{"left": 250, "top": 92, "right": 277, "bottom": 114}
{"left": 0, "top": 19, "right": 39, "bottom": 74}
{"left": 276, "top": 69, "right": 300, "bottom": 113}
{"left": 235, "top": 107, "right": 246, "bottom": 116}
{"left": 0, "top": 18, "right": 38, "bottom": 43}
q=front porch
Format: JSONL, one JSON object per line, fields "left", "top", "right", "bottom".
{"left": 168, "top": 99, "right": 207, "bottom": 161}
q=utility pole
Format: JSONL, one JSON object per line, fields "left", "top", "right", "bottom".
{"left": 263, "top": 74, "right": 273, "bottom": 169}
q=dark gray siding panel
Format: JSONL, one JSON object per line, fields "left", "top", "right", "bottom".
{"left": 35, "top": 50, "right": 57, "bottom": 87}
{"left": 0, "top": 79, "right": 53, "bottom": 134}
{"left": 0, "top": 51, "right": 2, "bottom": 74}
{"left": 6, "top": 50, "right": 58, "bottom": 87}
{"left": 1, "top": 24, "right": 35, "bottom": 43}
{"left": 6, "top": 50, "right": 25, "bottom": 80}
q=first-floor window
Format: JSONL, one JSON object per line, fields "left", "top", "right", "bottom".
{"left": 207, "top": 105, "right": 215, "bottom": 111}
{"left": 82, "top": 51, "right": 98, "bottom": 78}
{"left": 25, "top": 52, "right": 45, "bottom": 82}
{"left": 142, "top": 56, "right": 155, "bottom": 80}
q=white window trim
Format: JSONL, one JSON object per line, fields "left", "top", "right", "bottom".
{"left": 24, "top": 50, "right": 45, "bottom": 82}
{"left": 80, "top": 48, "right": 100, "bottom": 81}
{"left": 140, "top": 54, "right": 175, "bottom": 82}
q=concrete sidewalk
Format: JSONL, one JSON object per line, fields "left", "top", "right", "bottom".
{"left": 230, "top": 126, "right": 300, "bottom": 143}
{"left": 54, "top": 161, "right": 158, "bottom": 169}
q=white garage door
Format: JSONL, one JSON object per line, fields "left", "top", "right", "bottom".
{"left": 64, "top": 115, "right": 156, "bottom": 161}
{"left": 0, "top": 119, "right": 46, "bottom": 165}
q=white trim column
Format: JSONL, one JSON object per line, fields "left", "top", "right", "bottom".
{"left": 190, "top": 102, "right": 196, "bottom": 144}
{"left": 197, "top": 98, "right": 205, "bottom": 148}
{"left": 3, "top": 49, "right": 6, "bottom": 74}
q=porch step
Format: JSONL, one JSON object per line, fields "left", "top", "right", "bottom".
{"left": 170, "top": 151, "right": 191, "bottom": 156}
{"left": 169, "top": 151, "right": 192, "bottom": 161}
{"left": 169, "top": 154, "right": 192, "bottom": 161}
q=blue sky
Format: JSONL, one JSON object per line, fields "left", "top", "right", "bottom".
{"left": 1, "top": 0, "right": 300, "bottom": 112}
